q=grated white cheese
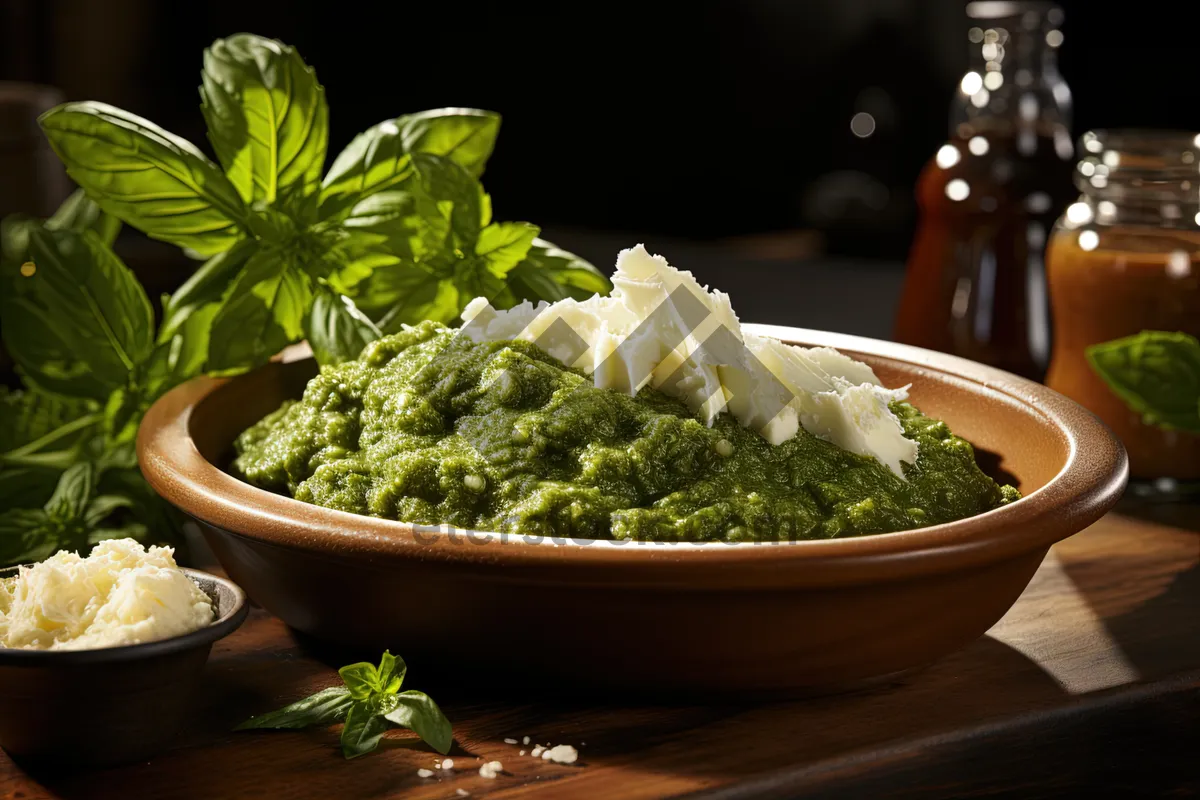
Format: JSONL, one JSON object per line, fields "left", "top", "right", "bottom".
{"left": 530, "top": 745, "right": 545, "bottom": 758}
{"left": 416, "top": 768, "right": 434, "bottom": 778}
{"left": 441, "top": 758, "right": 455, "bottom": 770}
{"left": 522, "top": 736, "right": 531, "bottom": 745}
{"left": 503, "top": 737, "right": 518, "bottom": 745}
{"left": 479, "top": 761, "right": 504, "bottom": 779}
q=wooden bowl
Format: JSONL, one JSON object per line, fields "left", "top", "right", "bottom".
{"left": 0, "top": 568, "right": 248, "bottom": 766}
{"left": 137, "top": 326, "right": 1127, "bottom": 696}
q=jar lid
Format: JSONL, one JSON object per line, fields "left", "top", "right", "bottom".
{"left": 1076, "top": 129, "right": 1200, "bottom": 203}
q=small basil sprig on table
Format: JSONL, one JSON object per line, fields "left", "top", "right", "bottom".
{"left": 38, "top": 32, "right": 609, "bottom": 371}
{"left": 236, "top": 651, "right": 453, "bottom": 759}
{"left": 1086, "top": 330, "right": 1200, "bottom": 433}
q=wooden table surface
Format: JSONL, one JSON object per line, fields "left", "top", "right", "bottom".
{"left": 2, "top": 499, "right": 1197, "bottom": 799}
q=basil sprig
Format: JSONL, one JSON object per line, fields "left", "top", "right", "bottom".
{"left": 38, "top": 32, "right": 609, "bottom": 370}
{"left": 1086, "top": 330, "right": 1200, "bottom": 434}
{"left": 237, "top": 651, "right": 453, "bottom": 759}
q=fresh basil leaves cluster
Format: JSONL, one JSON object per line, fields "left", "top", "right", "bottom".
{"left": 37, "top": 32, "right": 609, "bottom": 372}
{"left": 0, "top": 32, "right": 609, "bottom": 565}
{"left": 1087, "top": 330, "right": 1200, "bottom": 433}
{"left": 0, "top": 193, "right": 187, "bottom": 565}
{"left": 236, "top": 650, "right": 452, "bottom": 759}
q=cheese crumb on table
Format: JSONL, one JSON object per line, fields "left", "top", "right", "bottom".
{"left": 522, "top": 736, "right": 531, "bottom": 745}
{"left": 503, "top": 737, "right": 518, "bottom": 744}
{"left": 456, "top": 790, "right": 470, "bottom": 797}
{"left": 530, "top": 745, "right": 545, "bottom": 758}
{"left": 441, "top": 758, "right": 455, "bottom": 770}
{"left": 416, "top": 768, "right": 434, "bottom": 778}
{"left": 0, "top": 539, "right": 213, "bottom": 651}
{"left": 541, "top": 745, "right": 579, "bottom": 765}
{"left": 479, "top": 761, "right": 503, "bottom": 779}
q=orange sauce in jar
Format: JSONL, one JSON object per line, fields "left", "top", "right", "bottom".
{"left": 1045, "top": 225, "right": 1200, "bottom": 478}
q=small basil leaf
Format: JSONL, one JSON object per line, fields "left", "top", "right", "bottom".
{"left": 393, "top": 108, "right": 501, "bottom": 178}
{"left": 45, "top": 462, "right": 95, "bottom": 521}
{"left": 0, "top": 507, "right": 54, "bottom": 567}
{"left": 365, "top": 267, "right": 460, "bottom": 333}
{"left": 0, "top": 388, "right": 97, "bottom": 456}
{"left": 45, "top": 188, "right": 121, "bottom": 247}
{"left": 207, "top": 252, "right": 312, "bottom": 372}
{"left": 382, "top": 691, "right": 453, "bottom": 755}
{"left": 475, "top": 222, "right": 539, "bottom": 278}
{"left": 1086, "top": 331, "right": 1200, "bottom": 433}
{"left": 9, "top": 228, "right": 154, "bottom": 393}
{"left": 338, "top": 662, "right": 379, "bottom": 701}
{"left": 0, "top": 296, "right": 111, "bottom": 401}
{"left": 508, "top": 239, "right": 611, "bottom": 303}
{"left": 320, "top": 120, "right": 416, "bottom": 220}
{"left": 39, "top": 101, "right": 248, "bottom": 256}
{"left": 235, "top": 686, "right": 354, "bottom": 730}
{"left": 200, "top": 33, "right": 329, "bottom": 205}
{"left": 145, "top": 302, "right": 220, "bottom": 397}
{"left": 306, "top": 287, "right": 381, "bottom": 366}
{"left": 1, "top": 214, "right": 37, "bottom": 266}
{"left": 160, "top": 239, "right": 258, "bottom": 342}
{"left": 340, "top": 702, "right": 390, "bottom": 759}
{"left": 375, "top": 650, "right": 406, "bottom": 695}
{"left": 83, "top": 494, "right": 134, "bottom": 528}
{"left": 409, "top": 152, "right": 484, "bottom": 248}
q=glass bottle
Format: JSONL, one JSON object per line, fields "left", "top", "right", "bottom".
{"left": 1044, "top": 130, "right": 1200, "bottom": 480}
{"left": 894, "top": 1, "right": 1075, "bottom": 380}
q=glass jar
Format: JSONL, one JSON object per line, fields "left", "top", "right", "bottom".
{"left": 895, "top": 1, "right": 1075, "bottom": 380}
{"left": 1044, "top": 130, "right": 1200, "bottom": 480}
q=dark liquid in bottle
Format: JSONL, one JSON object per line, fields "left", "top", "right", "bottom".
{"left": 895, "top": 132, "right": 1075, "bottom": 380}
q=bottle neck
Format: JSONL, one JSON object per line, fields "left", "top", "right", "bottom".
{"left": 952, "top": 5, "right": 1071, "bottom": 146}
{"left": 1070, "top": 130, "right": 1200, "bottom": 230}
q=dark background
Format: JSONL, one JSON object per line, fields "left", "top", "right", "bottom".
{"left": 1, "top": 0, "right": 1197, "bottom": 295}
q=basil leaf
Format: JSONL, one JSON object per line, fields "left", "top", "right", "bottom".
{"left": 207, "top": 251, "right": 312, "bottom": 372}
{"left": 382, "top": 691, "right": 453, "bottom": 755}
{"left": 376, "top": 650, "right": 406, "bottom": 695}
{"left": 1, "top": 214, "right": 37, "bottom": 266}
{"left": 235, "top": 686, "right": 354, "bottom": 730}
{"left": 39, "top": 101, "right": 248, "bottom": 256}
{"left": 0, "top": 507, "right": 54, "bottom": 567}
{"left": 0, "top": 468, "right": 62, "bottom": 512}
{"left": 45, "top": 188, "right": 121, "bottom": 247}
{"left": 409, "top": 153, "right": 484, "bottom": 248}
{"left": 8, "top": 228, "right": 155, "bottom": 394}
{"left": 0, "top": 296, "right": 111, "bottom": 400}
{"left": 508, "top": 239, "right": 611, "bottom": 303}
{"left": 338, "top": 662, "right": 379, "bottom": 701}
{"left": 145, "top": 302, "right": 220, "bottom": 397}
{"left": 0, "top": 388, "right": 96, "bottom": 455}
{"left": 306, "top": 287, "right": 381, "bottom": 366}
{"left": 88, "top": 522, "right": 150, "bottom": 546}
{"left": 45, "top": 462, "right": 95, "bottom": 521}
{"left": 201, "top": 33, "right": 329, "bottom": 205}
{"left": 160, "top": 239, "right": 258, "bottom": 342}
{"left": 83, "top": 494, "right": 134, "bottom": 528}
{"left": 366, "top": 267, "right": 460, "bottom": 333}
{"left": 320, "top": 120, "right": 416, "bottom": 220}
{"left": 1086, "top": 331, "right": 1200, "bottom": 433}
{"left": 475, "top": 222, "right": 539, "bottom": 278}
{"left": 340, "top": 702, "right": 390, "bottom": 759}
{"left": 394, "top": 108, "right": 501, "bottom": 178}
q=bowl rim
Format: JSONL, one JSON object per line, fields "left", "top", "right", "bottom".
{"left": 0, "top": 567, "right": 249, "bottom": 665}
{"left": 135, "top": 325, "right": 1128, "bottom": 587}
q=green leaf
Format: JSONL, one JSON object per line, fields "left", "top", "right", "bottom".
{"left": 145, "top": 301, "right": 220, "bottom": 397}
{"left": 0, "top": 507, "right": 54, "bottom": 567}
{"left": 0, "top": 387, "right": 97, "bottom": 456}
{"left": 4, "top": 228, "right": 155, "bottom": 395}
{"left": 320, "top": 120, "right": 415, "bottom": 220}
{"left": 160, "top": 239, "right": 258, "bottom": 342}
{"left": 1086, "top": 331, "right": 1200, "bottom": 433}
{"left": 382, "top": 691, "right": 453, "bottom": 755}
{"left": 306, "top": 287, "right": 381, "bottom": 366}
{"left": 46, "top": 462, "right": 95, "bottom": 521}
{"left": 39, "top": 101, "right": 248, "bottom": 256}
{"left": 83, "top": 494, "right": 134, "bottom": 528}
{"left": 1, "top": 214, "right": 37, "bottom": 266}
{"left": 201, "top": 33, "right": 329, "bottom": 205}
{"left": 376, "top": 650, "right": 406, "bottom": 695}
{"left": 409, "top": 153, "right": 484, "bottom": 248}
{"left": 235, "top": 686, "right": 354, "bottom": 730}
{"left": 0, "top": 468, "right": 62, "bottom": 512}
{"left": 365, "top": 267, "right": 461, "bottom": 333}
{"left": 508, "top": 239, "right": 611, "bottom": 303}
{"left": 475, "top": 222, "right": 539, "bottom": 278}
{"left": 45, "top": 188, "right": 122, "bottom": 247}
{"left": 338, "top": 662, "right": 379, "bottom": 701}
{"left": 340, "top": 702, "right": 390, "bottom": 759}
{"left": 207, "top": 250, "right": 312, "bottom": 372}
{"left": 393, "top": 108, "right": 501, "bottom": 178}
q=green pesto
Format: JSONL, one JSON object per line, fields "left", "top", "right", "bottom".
{"left": 232, "top": 322, "right": 1020, "bottom": 542}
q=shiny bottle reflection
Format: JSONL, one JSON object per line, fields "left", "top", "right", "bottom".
{"left": 895, "top": 1, "right": 1075, "bottom": 380}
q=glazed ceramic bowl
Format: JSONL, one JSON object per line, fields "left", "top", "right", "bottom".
{"left": 137, "top": 326, "right": 1127, "bottom": 696}
{"left": 0, "top": 568, "right": 248, "bottom": 766}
